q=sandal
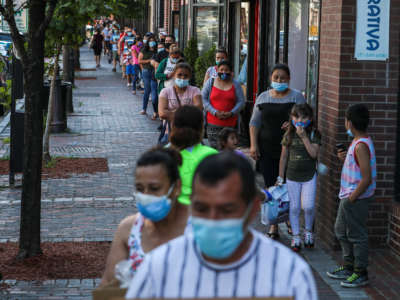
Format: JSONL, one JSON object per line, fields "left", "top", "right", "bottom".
{"left": 151, "top": 113, "right": 158, "bottom": 120}
{"left": 285, "top": 221, "right": 293, "bottom": 235}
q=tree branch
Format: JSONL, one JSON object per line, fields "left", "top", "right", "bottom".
{"left": 36, "top": 0, "right": 58, "bottom": 38}
{"left": 0, "top": 1, "right": 28, "bottom": 64}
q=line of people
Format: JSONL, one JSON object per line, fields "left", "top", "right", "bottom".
{"left": 91, "top": 22, "right": 376, "bottom": 293}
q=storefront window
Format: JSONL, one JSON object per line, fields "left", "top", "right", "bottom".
{"left": 288, "top": 0, "right": 309, "bottom": 92}
{"left": 195, "top": 7, "right": 219, "bottom": 54}
{"left": 306, "top": 0, "right": 320, "bottom": 109}
{"left": 195, "top": 0, "right": 219, "bottom": 3}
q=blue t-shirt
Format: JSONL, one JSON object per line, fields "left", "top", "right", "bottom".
{"left": 111, "top": 34, "right": 119, "bottom": 51}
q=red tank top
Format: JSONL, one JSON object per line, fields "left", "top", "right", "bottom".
{"left": 207, "top": 85, "right": 237, "bottom": 127}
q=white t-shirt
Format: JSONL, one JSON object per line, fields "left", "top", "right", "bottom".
{"left": 164, "top": 58, "right": 176, "bottom": 88}
{"left": 125, "top": 229, "right": 318, "bottom": 299}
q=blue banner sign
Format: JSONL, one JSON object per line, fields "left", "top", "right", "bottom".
{"left": 355, "top": 0, "right": 390, "bottom": 61}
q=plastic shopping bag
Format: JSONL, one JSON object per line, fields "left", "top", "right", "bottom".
{"left": 260, "top": 185, "right": 289, "bottom": 225}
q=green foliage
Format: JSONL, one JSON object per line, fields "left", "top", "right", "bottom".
{"left": 45, "top": 157, "right": 57, "bottom": 168}
{"left": 183, "top": 38, "right": 199, "bottom": 70}
{"left": 194, "top": 45, "right": 216, "bottom": 88}
{"left": 2, "top": 137, "right": 10, "bottom": 144}
{"left": 0, "top": 79, "right": 12, "bottom": 110}
{"left": 110, "top": 0, "right": 146, "bottom": 20}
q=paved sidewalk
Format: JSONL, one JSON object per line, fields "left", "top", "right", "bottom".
{"left": 1, "top": 46, "right": 399, "bottom": 299}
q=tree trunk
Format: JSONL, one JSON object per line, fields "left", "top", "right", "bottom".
{"left": 43, "top": 45, "right": 61, "bottom": 164}
{"left": 17, "top": 0, "right": 47, "bottom": 260}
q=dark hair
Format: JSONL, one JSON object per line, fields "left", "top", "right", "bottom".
{"left": 285, "top": 103, "right": 315, "bottom": 147}
{"left": 144, "top": 36, "right": 157, "bottom": 51}
{"left": 216, "top": 48, "right": 228, "bottom": 57}
{"left": 173, "top": 62, "right": 192, "bottom": 75}
{"left": 193, "top": 152, "right": 256, "bottom": 204}
{"left": 166, "top": 34, "right": 176, "bottom": 42}
{"left": 136, "top": 147, "right": 182, "bottom": 184}
{"left": 271, "top": 63, "right": 290, "bottom": 78}
{"left": 217, "top": 60, "right": 232, "bottom": 71}
{"left": 170, "top": 106, "right": 203, "bottom": 150}
{"left": 158, "top": 42, "right": 166, "bottom": 47}
{"left": 218, "top": 127, "right": 238, "bottom": 150}
{"left": 345, "top": 104, "right": 369, "bottom": 132}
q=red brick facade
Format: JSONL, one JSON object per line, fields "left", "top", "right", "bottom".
{"left": 317, "top": 0, "right": 400, "bottom": 255}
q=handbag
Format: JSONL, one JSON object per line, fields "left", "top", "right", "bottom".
{"left": 157, "top": 87, "right": 182, "bottom": 146}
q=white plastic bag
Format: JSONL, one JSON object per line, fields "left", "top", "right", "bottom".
{"left": 260, "top": 185, "right": 289, "bottom": 226}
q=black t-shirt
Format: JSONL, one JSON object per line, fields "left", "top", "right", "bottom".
{"left": 152, "top": 50, "right": 169, "bottom": 63}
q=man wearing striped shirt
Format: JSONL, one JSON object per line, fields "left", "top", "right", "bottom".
{"left": 126, "top": 152, "right": 318, "bottom": 300}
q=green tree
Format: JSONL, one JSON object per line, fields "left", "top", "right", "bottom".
{"left": 0, "top": 0, "right": 58, "bottom": 259}
{"left": 194, "top": 45, "right": 216, "bottom": 87}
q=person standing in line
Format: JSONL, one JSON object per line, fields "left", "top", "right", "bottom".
{"left": 110, "top": 26, "right": 120, "bottom": 72}
{"left": 158, "top": 62, "right": 203, "bottom": 122}
{"left": 155, "top": 46, "right": 183, "bottom": 94}
{"left": 151, "top": 34, "right": 176, "bottom": 70}
{"left": 203, "top": 48, "right": 228, "bottom": 86}
{"left": 249, "top": 63, "right": 305, "bottom": 239}
{"left": 138, "top": 35, "right": 158, "bottom": 119}
{"left": 327, "top": 104, "right": 376, "bottom": 288}
{"left": 131, "top": 37, "right": 143, "bottom": 95}
{"left": 102, "top": 24, "right": 111, "bottom": 56}
{"left": 100, "top": 147, "right": 189, "bottom": 286}
{"left": 89, "top": 28, "right": 104, "bottom": 68}
{"left": 202, "top": 60, "right": 245, "bottom": 149}
{"left": 168, "top": 106, "right": 217, "bottom": 205}
{"left": 125, "top": 152, "right": 318, "bottom": 300}
{"left": 279, "top": 104, "right": 321, "bottom": 252}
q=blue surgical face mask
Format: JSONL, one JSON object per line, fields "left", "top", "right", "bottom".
{"left": 170, "top": 57, "right": 178, "bottom": 63}
{"left": 191, "top": 203, "right": 253, "bottom": 259}
{"left": 346, "top": 129, "right": 354, "bottom": 137}
{"left": 127, "top": 32, "right": 133, "bottom": 36}
{"left": 135, "top": 185, "right": 174, "bottom": 222}
{"left": 149, "top": 41, "right": 156, "bottom": 48}
{"left": 271, "top": 81, "right": 289, "bottom": 92}
{"left": 291, "top": 119, "right": 311, "bottom": 128}
{"left": 216, "top": 60, "right": 220, "bottom": 66}
{"left": 143, "top": 39, "right": 148, "bottom": 44}
{"left": 158, "top": 48, "right": 165, "bottom": 53}
{"left": 218, "top": 72, "right": 230, "bottom": 81}
{"left": 175, "top": 78, "right": 190, "bottom": 88}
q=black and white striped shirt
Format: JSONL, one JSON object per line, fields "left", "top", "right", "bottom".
{"left": 125, "top": 229, "right": 318, "bottom": 299}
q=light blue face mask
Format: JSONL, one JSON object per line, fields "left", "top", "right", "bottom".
{"left": 170, "top": 57, "right": 178, "bottom": 63}
{"left": 292, "top": 119, "right": 311, "bottom": 128}
{"left": 135, "top": 185, "right": 174, "bottom": 222}
{"left": 346, "top": 129, "right": 354, "bottom": 137}
{"left": 191, "top": 203, "right": 253, "bottom": 259}
{"left": 149, "top": 41, "right": 156, "bottom": 48}
{"left": 175, "top": 78, "right": 190, "bottom": 88}
{"left": 158, "top": 48, "right": 165, "bottom": 53}
{"left": 271, "top": 81, "right": 289, "bottom": 92}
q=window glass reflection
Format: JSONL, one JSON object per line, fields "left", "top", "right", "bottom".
{"left": 195, "top": 7, "right": 219, "bottom": 54}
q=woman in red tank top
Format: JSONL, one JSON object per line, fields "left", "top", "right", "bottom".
{"left": 202, "top": 60, "right": 245, "bottom": 149}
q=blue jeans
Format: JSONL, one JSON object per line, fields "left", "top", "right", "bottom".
{"left": 132, "top": 64, "right": 141, "bottom": 91}
{"left": 142, "top": 68, "right": 158, "bottom": 113}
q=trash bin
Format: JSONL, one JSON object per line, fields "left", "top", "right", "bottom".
{"left": 61, "top": 81, "right": 73, "bottom": 113}
{"left": 10, "top": 110, "right": 24, "bottom": 173}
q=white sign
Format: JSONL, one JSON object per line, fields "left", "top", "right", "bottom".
{"left": 355, "top": 0, "right": 390, "bottom": 61}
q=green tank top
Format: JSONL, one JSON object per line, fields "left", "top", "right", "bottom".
{"left": 178, "top": 144, "right": 218, "bottom": 205}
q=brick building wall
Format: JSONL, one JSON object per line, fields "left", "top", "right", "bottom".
{"left": 317, "top": 0, "right": 400, "bottom": 255}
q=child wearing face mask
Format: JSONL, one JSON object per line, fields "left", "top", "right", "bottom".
{"left": 279, "top": 103, "right": 321, "bottom": 252}
{"left": 327, "top": 104, "right": 376, "bottom": 288}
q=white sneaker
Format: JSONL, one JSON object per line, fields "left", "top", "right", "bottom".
{"left": 304, "top": 231, "right": 314, "bottom": 248}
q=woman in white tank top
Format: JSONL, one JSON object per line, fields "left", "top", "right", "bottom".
{"left": 100, "top": 147, "right": 189, "bottom": 287}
